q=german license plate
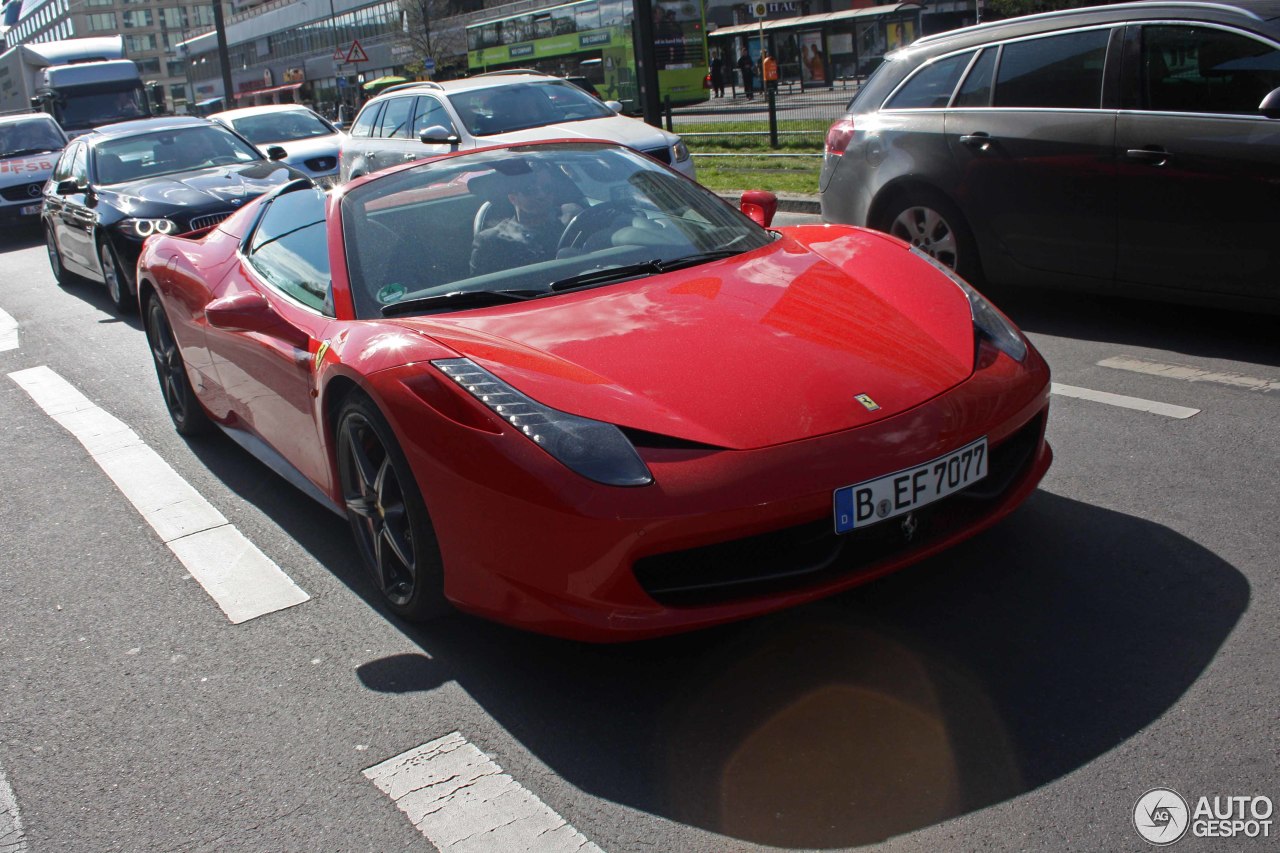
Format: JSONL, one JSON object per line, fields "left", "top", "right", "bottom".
{"left": 20, "top": 204, "right": 41, "bottom": 216}
{"left": 834, "top": 437, "right": 988, "bottom": 534}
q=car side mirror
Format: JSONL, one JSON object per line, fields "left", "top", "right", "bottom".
{"left": 205, "top": 290, "right": 309, "bottom": 348}
{"left": 604, "top": 100, "right": 624, "bottom": 114}
{"left": 740, "top": 190, "right": 778, "bottom": 228}
{"left": 1260, "top": 87, "right": 1280, "bottom": 119}
{"left": 55, "top": 179, "right": 82, "bottom": 196}
{"left": 266, "top": 145, "right": 288, "bottom": 161}
{"left": 419, "top": 125, "right": 460, "bottom": 147}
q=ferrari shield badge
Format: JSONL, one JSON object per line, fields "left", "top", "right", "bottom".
{"left": 313, "top": 339, "right": 331, "bottom": 372}
{"left": 855, "top": 394, "right": 880, "bottom": 412}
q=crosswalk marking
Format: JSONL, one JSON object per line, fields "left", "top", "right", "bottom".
{"left": 0, "top": 308, "right": 17, "bottom": 352}
{"left": 1099, "top": 355, "right": 1280, "bottom": 393}
{"left": 8, "top": 365, "right": 309, "bottom": 624}
{"left": 1051, "top": 382, "right": 1200, "bottom": 419}
{"left": 0, "top": 763, "right": 27, "bottom": 853}
{"left": 364, "top": 732, "right": 604, "bottom": 853}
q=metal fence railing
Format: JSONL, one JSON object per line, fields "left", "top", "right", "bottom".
{"left": 662, "top": 76, "right": 861, "bottom": 152}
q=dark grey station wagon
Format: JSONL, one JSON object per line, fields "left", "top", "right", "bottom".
{"left": 820, "top": 1, "right": 1280, "bottom": 311}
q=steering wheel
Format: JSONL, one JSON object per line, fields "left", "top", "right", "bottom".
{"left": 557, "top": 201, "right": 628, "bottom": 253}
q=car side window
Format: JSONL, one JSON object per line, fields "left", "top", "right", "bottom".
{"left": 954, "top": 47, "right": 998, "bottom": 108}
{"left": 1141, "top": 25, "right": 1280, "bottom": 115}
{"left": 413, "top": 96, "right": 455, "bottom": 136}
{"left": 52, "top": 142, "right": 79, "bottom": 182}
{"left": 70, "top": 144, "right": 89, "bottom": 184}
{"left": 350, "top": 103, "right": 381, "bottom": 138}
{"left": 377, "top": 96, "right": 415, "bottom": 139}
{"left": 995, "top": 28, "right": 1111, "bottom": 109}
{"left": 885, "top": 51, "right": 975, "bottom": 109}
{"left": 247, "top": 187, "right": 333, "bottom": 315}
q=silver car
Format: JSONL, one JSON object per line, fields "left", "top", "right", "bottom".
{"left": 339, "top": 72, "right": 695, "bottom": 183}
{"left": 820, "top": 0, "right": 1280, "bottom": 311}
{"left": 210, "top": 104, "right": 343, "bottom": 186}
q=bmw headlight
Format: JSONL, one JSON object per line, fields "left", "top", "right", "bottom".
{"left": 910, "top": 247, "right": 1028, "bottom": 363}
{"left": 118, "top": 218, "right": 177, "bottom": 239}
{"left": 434, "top": 358, "right": 653, "bottom": 487}
{"left": 671, "top": 139, "right": 691, "bottom": 163}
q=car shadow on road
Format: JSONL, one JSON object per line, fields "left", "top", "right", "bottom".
{"left": 987, "top": 285, "right": 1280, "bottom": 368}
{"left": 348, "top": 490, "right": 1246, "bottom": 849}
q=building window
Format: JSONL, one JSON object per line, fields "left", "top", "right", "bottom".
{"left": 87, "top": 12, "right": 115, "bottom": 31}
{"left": 122, "top": 9, "right": 153, "bottom": 27}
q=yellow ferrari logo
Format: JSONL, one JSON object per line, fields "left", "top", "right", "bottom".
{"left": 313, "top": 340, "right": 331, "bottom": 372}
{"left": 856, "top": 394, "right": 880, "bottom": 412}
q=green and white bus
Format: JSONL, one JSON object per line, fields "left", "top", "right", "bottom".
{"left": 466, "top": 0, "right": 709, "bottom": 113}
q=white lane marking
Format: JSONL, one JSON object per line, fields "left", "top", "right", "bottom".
{"left": 364, "top": 732, "right": 604, "bottom": 853}
{"left": 0, "top": 763, "right": 28, "bottom": 853}
{"left": 8, "top": 366, "right": 309, "bottom": 624}
{"left": 1051, "top": 383, "right": 1200, "bottom": 419}
{"left": 1099, "top": 356, "right": 1280, "bottom": 393}
{"left": 0, "top": 309, "right": 17, "bottom": 352}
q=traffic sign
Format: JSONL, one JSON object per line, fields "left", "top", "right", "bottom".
{"left": 346, "top": 39, "right": 368, "bottom": 63}
{"left": 424, "top": 56, "right": 435, "bottom": 72}
{"left": 333, "top": 45, "right": 346, "bottom": 61}
{"left": 750, "top": 1, "right": 767, "bottom": 17}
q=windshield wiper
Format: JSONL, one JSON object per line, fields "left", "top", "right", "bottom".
{"left": 380, "top": 288, "right": 543, "bottom": 316}
{"left": 549, "top": 250, "right": 744, "bottom": 293}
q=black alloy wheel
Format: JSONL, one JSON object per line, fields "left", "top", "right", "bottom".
{"left": 336, "top": 393, "right": 448, "bottom": 622}
{"left": 99, "top": 239, "right": 134, "bottom": 313}
{"left": 45, "top": 225, "right": 71, "bottom": 287}
{"left": 145, "top": 297, "right": 211, "bottom": 436}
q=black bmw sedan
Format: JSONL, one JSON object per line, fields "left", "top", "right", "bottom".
{"left": 42, "top": 116, "right": 307, "bottom": 311}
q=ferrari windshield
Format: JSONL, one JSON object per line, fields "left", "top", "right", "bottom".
{"left": 340, "top": 142, "right": 773, "bottom": 319}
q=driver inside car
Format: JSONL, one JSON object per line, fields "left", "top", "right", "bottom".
{"left": 469, "top": 167, "right": 583, "bottom": 276}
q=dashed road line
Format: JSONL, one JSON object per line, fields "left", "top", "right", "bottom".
{"left": 1051, "top": 383, "right": 1200, "bottom": 419}
{"left": 0, "top": 308, "right": 17, "bottom": 352}
{"left": 0, "top": 763, "right": 27, "bottom": 853}
{"left": 364, "top": 732, "right": 604, "bottom": 853}
{"left": 8, "top": 366, "right": 309, "bottom": 624}
{"left": 1099, "top": 356, "right": 1280, "bottom": 393}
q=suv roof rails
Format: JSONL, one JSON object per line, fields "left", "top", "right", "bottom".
{"left": 375, "top": 80, "right": 445, "bottom": 96}
{"left": 472, "top": 68, "right": 555, "bottom": 78}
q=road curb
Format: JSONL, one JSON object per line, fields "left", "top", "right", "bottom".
{"left": 717, "top": 190, "right": 821, "bottom": 215}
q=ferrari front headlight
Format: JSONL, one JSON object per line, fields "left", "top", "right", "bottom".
{"left": 433, "top": 358, "right": 653, "bottom": 487}
{"left": 119, "top": 218, "right": 177, "bottom": 239}
{"left": 910, "top": 247, "right": 1028, "bottom": 363}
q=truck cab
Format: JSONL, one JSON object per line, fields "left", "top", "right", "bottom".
{"left": 33, "top": 60, "right": 161, "bottom": 136}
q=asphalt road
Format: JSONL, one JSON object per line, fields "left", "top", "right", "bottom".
{"left": 1, "top": 215, "right": 1276, "bottom": 853}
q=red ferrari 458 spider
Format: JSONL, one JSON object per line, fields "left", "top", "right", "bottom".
{"left": 137, "top": 140, "right": 1052, "bottom": 641}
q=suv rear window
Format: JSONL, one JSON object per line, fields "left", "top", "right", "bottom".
{"left": 885, "top": 51, "right": 975, "bottom": 109}
{"left": 995, "top": 29, "right": 1110, "bottom": 109}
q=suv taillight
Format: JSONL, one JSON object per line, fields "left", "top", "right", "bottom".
{"left": 825, "top": 116, "right": 856, "bottom": 157}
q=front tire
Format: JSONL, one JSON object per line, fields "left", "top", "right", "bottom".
{"left": 878, "top": 190, "right": 982, "bottom": 285}
{"left": 336, "top": 393, "right": 448, "bottom": 622}
{"left": 144, "top": 296, "right": 211, "bottom": 436}
{"left": 99, "top": 239, "right": 134, "bottom": 313}
{"left": 45, "top": 224, "right": 72, "bottom": 287}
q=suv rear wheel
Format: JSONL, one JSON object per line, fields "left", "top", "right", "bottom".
{"left": 877, "top": 189, "right": 982, "bottom": 285}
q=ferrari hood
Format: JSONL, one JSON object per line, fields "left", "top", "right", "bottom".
{"left": 406, "top": 231, "right": 977, "bottom": 450}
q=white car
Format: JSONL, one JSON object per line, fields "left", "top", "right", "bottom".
{"left": 0, "top": 113, "right": 66, "bottom": 223}
{"left": 209, "top": 104, "right": 343, "bottom": 186}
{"left": 339, "top": 72, "right": 694, "bottom": 183}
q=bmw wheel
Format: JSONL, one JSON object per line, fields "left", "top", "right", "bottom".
{"left": 144, "top": 296, "right": 211, "bottom": 436}
{"left": 99, "top": 239, "right": 134, "bottom": 313}
{"left": 337, "top": 393, "right": 448, "bottom": 622}
{"left": 45, "top": 224, "right": 71, "bottom": 287}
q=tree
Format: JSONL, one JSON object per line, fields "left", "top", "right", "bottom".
{"left": 986, "top": 0, "right": 1103, "bottom": 19}
{"left": 397, "top": 0, "right": 471, "bottom": 77}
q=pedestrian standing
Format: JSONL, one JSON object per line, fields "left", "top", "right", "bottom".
{"left": 709, "top": 50, "right": 725, "bottom": 98}
{"left": 737, "top": 48, "right": 755, "bottom": 99}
